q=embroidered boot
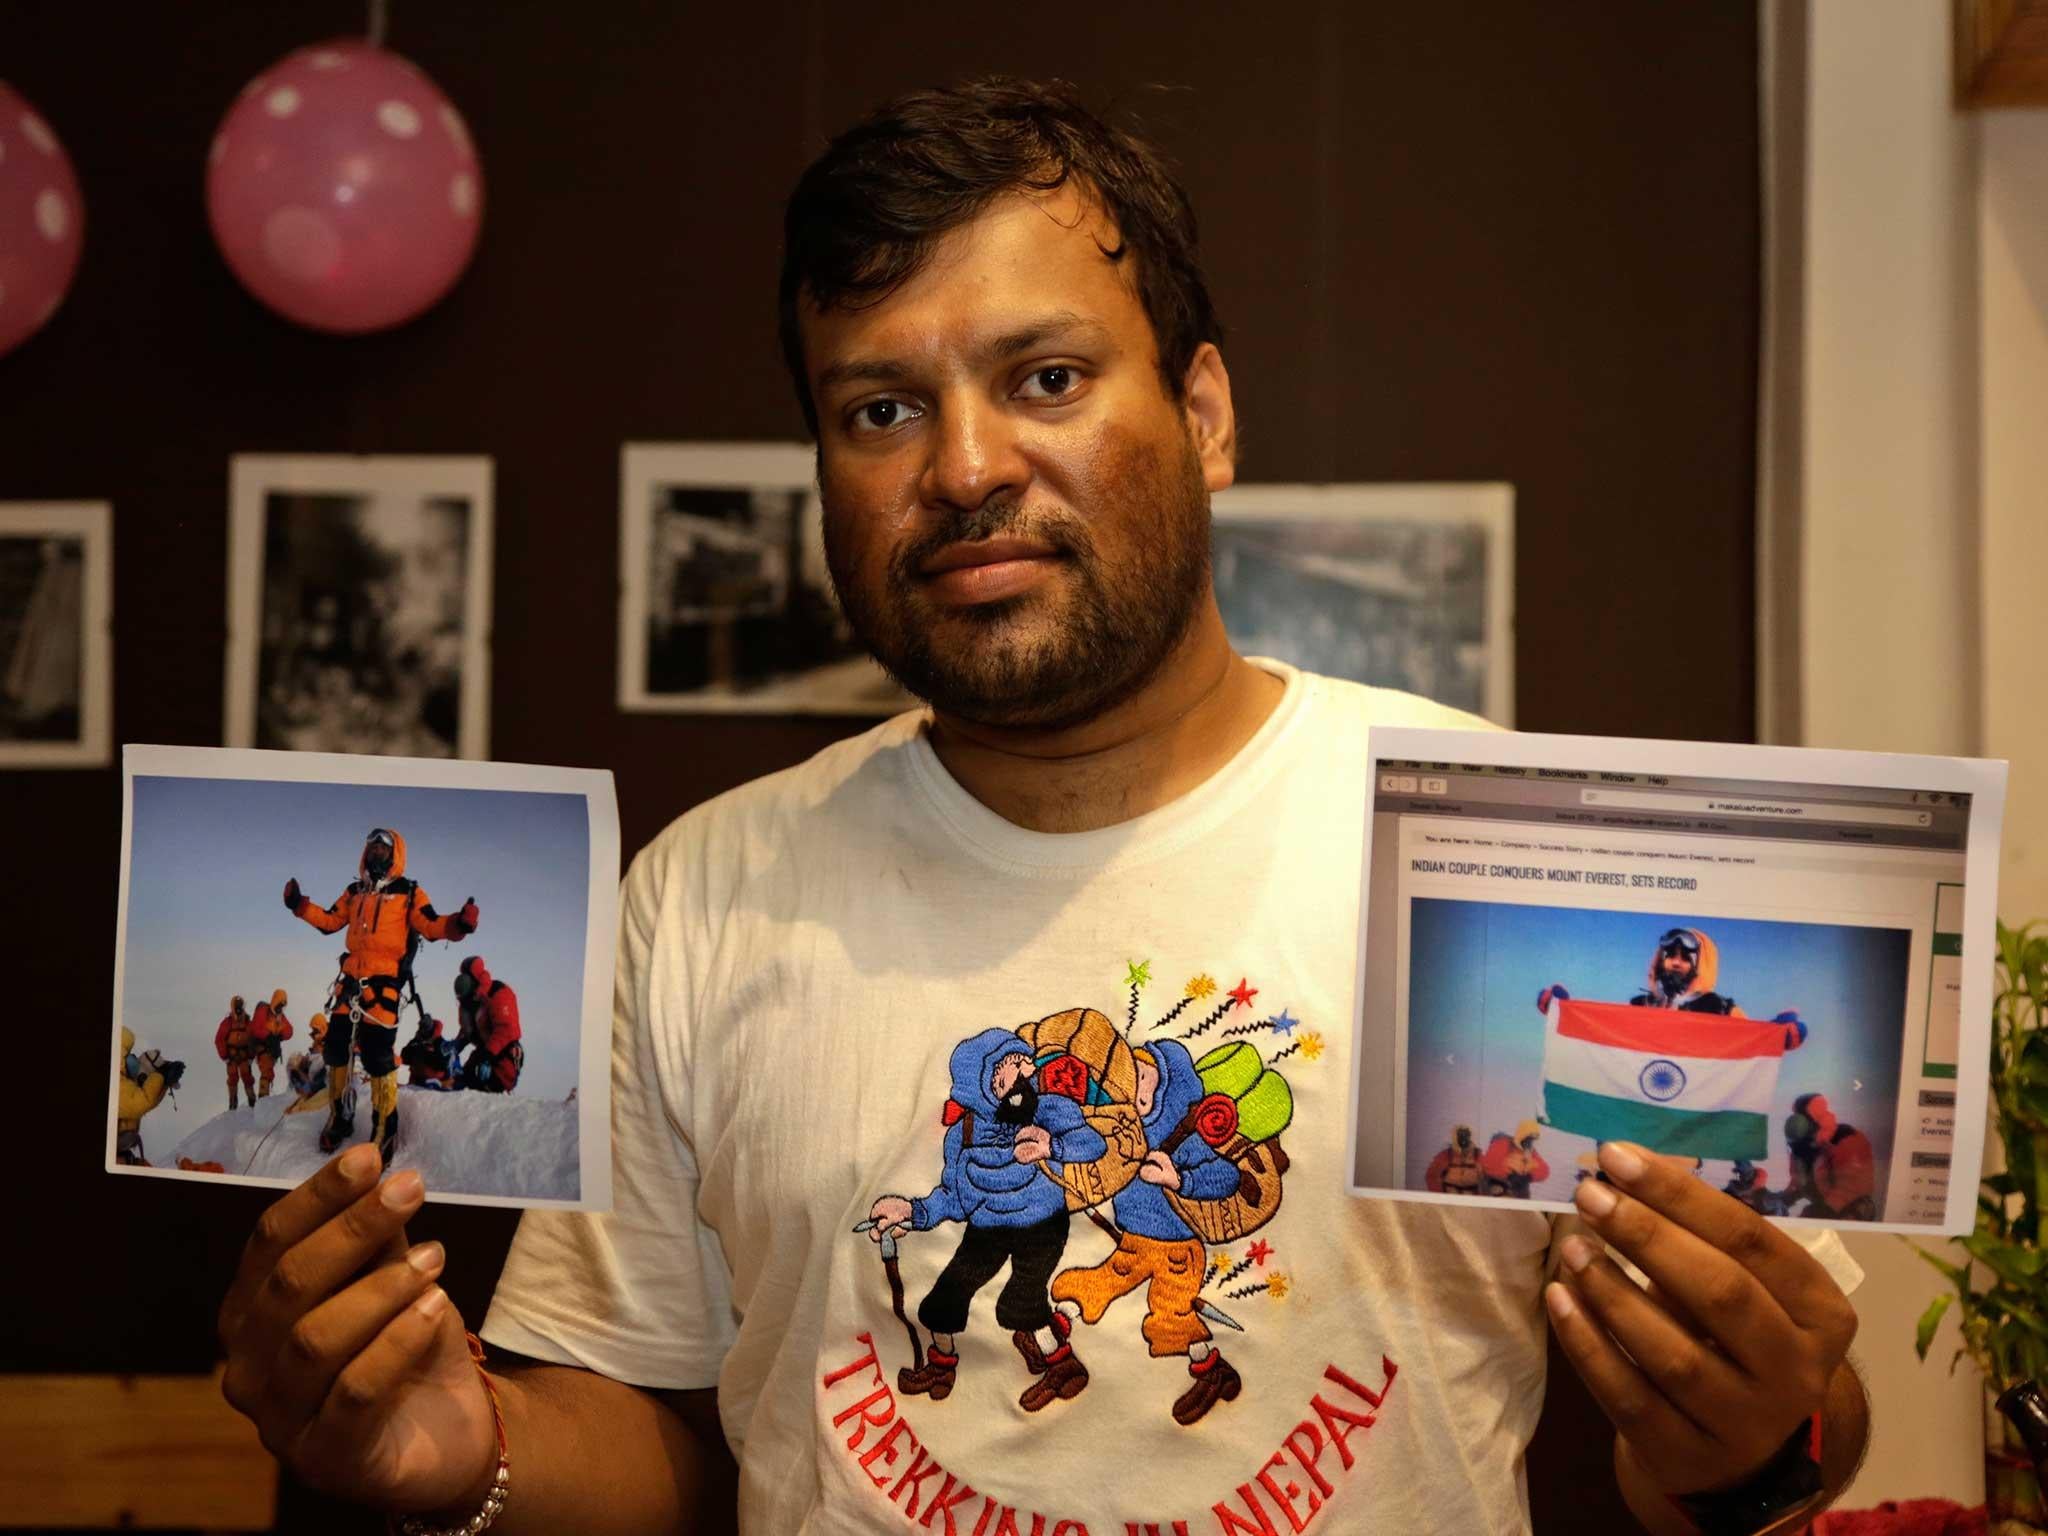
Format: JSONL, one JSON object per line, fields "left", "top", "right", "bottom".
{"left": 898, "top": 1349, "right": 958, "bottom": 1400}
{"left": 1011, "top": 1311, "right": 1073, "bottom": 1375}
{"left": 1018, "top": 1341, "right": 1088, "bottom": 1412}
{"left": 1172, "top": 1350, "right": 1243, "bottom": 1425}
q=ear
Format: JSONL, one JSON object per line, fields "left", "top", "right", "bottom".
{"left": 1181, "top": 342, "right": 1237, "bottom": 493}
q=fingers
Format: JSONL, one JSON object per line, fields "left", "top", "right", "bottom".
{"left": 233, "top": 1167, "right": 427, "bottom": 1388}
{"left": 310, "top": 1280, "right": 465, "bottom": 1451}
{"left": 267, "top": 1241, "right": 447, "bottom": 1428}
{"left": 223, "top": 1144, "right": 383, "bottom": 1338}
{"left": 1555, "top": 1235, "right": 1746, "bottom": 1432}
{"left": 1573, "top": 1145, "right": 1829, "bottom": 1376}
{"left": 1544, "top": 1281, "right": 1705, "bottom": 1489}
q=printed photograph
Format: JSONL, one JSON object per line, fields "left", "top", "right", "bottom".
{"left": 1399, "top": 901, "right": 1909, "bottom": 1221}
{"left": 0, "top": 501, "right": 110, "bottom": 768}
{"left": 1209, "top": 483, "right": 1514, "bottom": 724}
{"left": 109, "top": 746, "right": 618, "bottom": 1208}
{"left": 227, "top": 456, "right": 493, "bottom": 759}
{"left": 618, "top": 442, "right": 910, "bottom": 714}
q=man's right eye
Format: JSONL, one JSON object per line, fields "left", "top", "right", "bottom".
{"left": 848, "top": 398, "right": 921, "bottom": 436}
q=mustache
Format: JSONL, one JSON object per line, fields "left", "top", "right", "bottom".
{"left": 889, "top": 499, "right": 1096, "bottom": 587}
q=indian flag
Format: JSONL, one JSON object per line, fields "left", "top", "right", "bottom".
{"left": 1541, "top": 999, "right": 1784, "bottom": 1160}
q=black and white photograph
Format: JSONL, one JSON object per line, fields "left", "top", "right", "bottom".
{"left": 0, "top": 501, "right": 111, "bottom": 769}
{"left": 227, "top": 456, "right": 493, "bottom": 759}
{"left": 1210, "top": 483, "right": 1514, "bottom": 724}
{"left": 618, "top": 442, "right": 910, "bottom": 714}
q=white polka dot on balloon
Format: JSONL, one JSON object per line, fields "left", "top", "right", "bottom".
{"left": 266, "top": 86, "right": 301, "bottom": 118}
{"left": 241, "top": 74, "right": 269, "bottom": 100}
{"left": 21, "top": 112, "right": 56, "bottom": 154}
{"left": 307, "top": 50, "right": 349, "bottom": 69}
{"left": 211, "top": 133, "right": 228, "bottom": 167}
{"left": 35, "top": 189, "right": 69, "bottom": 242}
{"left": 377, "top": 100, "right": 421, "bottom": 138}
{"left": 440, "top": 105, "right": 472, "bottom": 158}
{"left": 449, "top": 172, "right": 476, "bottom": 217}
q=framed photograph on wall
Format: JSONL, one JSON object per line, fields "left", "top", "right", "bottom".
{"left": 618, "top": 442, "right": 910, "bottom": 715}
{"left": 227, "top": 456, "right": 494, "bottom": 759}
{"left": 0, "top": 500, "right": 111, "bottom": 769}
{"left": 1209, "top": 482, "right": 1515, "bottom": 725}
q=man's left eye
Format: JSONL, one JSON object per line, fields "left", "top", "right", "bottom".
{"left": 1017, "top": 366, "right": 1079, "bottom": 400}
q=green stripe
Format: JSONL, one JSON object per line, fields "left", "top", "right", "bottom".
{"left": 1932, "top": 933, "right": 1963, "bottom": 956}
{"left": 1542, "top": 1081, "right": 1768, "bottom": 1160}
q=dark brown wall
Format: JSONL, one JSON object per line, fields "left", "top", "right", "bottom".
{"left": 3, "top": 3, "right": 1759, "bottom": 1528}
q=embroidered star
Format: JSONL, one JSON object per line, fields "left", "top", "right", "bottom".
{"left": 1227, "top": 978, "right": 1259, "bottom": 1011}
{"left": 1124, "top": 959, "right": 1152, "bottom": 989}
{"left": 1209, "top": 1250, "right": 1232, "bottom": 1278}
{"left": 1299, "top": 1031, "right": 1326, "bottom": 1062}
{"left": 1246, "top": 1239, "right": 1274, "bottom": 1268}
{"left": 1266, "top": 1272, "right": 1291, "bottom": 1301}
{"left": 1270, "top": 1008, "right": 1300, "bottom": 1036}
{"left": 1185, "top": 973, "right": 1218, "bottom": 1001}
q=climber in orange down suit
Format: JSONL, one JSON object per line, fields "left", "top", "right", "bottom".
{"left": 283, "top": 827, "right": 477, "bottom": 1160}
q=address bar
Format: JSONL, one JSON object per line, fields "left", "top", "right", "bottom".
{"left": 1579, "top": 788, "right": 1932, "bottom": 828}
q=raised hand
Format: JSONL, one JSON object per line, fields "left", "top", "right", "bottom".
{"left": 218, "top": 1145, "right": 497, "bottom": 1514}
{"left": 1547, "top": 1141, "right": 1856, "bottom": 1499}
{"left": 284, "top": 877, "right": 302, "bottom": 911}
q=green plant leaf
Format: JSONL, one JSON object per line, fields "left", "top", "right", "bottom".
{"left": 1915, "top": 1293, "right": 1954, "bottom": 1360}
{"left": 1962, "top": 1233, "right": 2048, "bottom": 1286}
{"left": 1908, "top": 1240, "right": 1967, "bottom": 1285}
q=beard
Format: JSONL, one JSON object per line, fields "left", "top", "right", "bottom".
{"left": 824, "top": 425, "right": 1213, "bottom": 731}
{"left": 994, "top": 1077, "right": 1040, "bottom": 1127}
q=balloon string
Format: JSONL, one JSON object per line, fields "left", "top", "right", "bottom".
{"left": 368, "top": 0, "right": 388, "bottom": 47}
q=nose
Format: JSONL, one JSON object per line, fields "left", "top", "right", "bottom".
{"left": 920, "top": 392, "right": 1030, "bottom": 516}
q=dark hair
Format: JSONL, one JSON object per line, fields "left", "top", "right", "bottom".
{"left": 778, "top": 76, "right": 1222, "bottom": 436}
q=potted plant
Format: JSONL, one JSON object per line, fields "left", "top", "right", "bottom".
{"left": 1914, "top": 918, "right": 2048, "bottom": 1530}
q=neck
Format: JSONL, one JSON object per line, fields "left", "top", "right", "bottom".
{"left": 925, "top": 600, "right": 1286, "bottom": 834}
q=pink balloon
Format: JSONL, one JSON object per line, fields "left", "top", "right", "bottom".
{"left": 207, "top": 40, "right": 483, "bottom": 334}
{"left": 0, "top": 82, "right": 87, "bottom": 359}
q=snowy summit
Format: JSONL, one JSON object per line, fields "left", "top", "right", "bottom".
{"left": 169, "top": 1082, "right": 580, "bottom": 1201}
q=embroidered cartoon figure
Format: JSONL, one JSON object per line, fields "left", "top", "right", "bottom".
{"left": 866, "top": 1025, "right": 1108, "bottom": 1413}
{"left": 857, "top": 970, "right": 1308, "bottom": 1431}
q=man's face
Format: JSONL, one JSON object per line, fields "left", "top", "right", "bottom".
{"left": 1134, "top": 1055, "right": 1161, "bottom": 1118}
{"left": 802, "top": 184, "right": 1235, "bottom": 729}
{"left": 1657, "top": 947, "right": 1696, "bottom": 990}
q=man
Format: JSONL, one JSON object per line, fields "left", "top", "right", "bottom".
{"left": 116, "top": 1027, "right": 184, "bottom": 1166}
{"left": 285, "top": 1013, "right": 330, "bottom": 1105}
{"left": 450, "top": 955, "right": 522, "bottom": 1094}
{"left": 1049, "top": 1039, "right": 1245, "bottom": 1425}
{"left": 214, "top": 995, "right": 255, "bottom": 1112}
{"left": 869, "top": 1030, "right": 1103, "bottom": 1412}
{"left": 250, "top": 988, "right": 294, "bottom": 1100}
{"left": 400, "top": 1015, "right": 463, "bottom": 1091}
{"left": 1785, "top": 1094, "right": 1877, "bottom": 1222}
{"left": 1481, "top": 1119, "right": 1552, "bottom": 1199}
{"left": 1425, "top": 1123, "right": 1483, "bottom": 1194}
{"left": 282, "top": 827, "right": 478, "bottom": 1158}
{"left": 218, "top": 79, "right": 1866, "bottom": 1535}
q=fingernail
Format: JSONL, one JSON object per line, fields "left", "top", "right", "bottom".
{"left": 1561, "top": 1235, "right": 1596, "bottom": 1273}
{"left": 407, "top": 1241, "right": 445, "bottom": 1276}
{"left": 1545, "top": 1282, "right": 1576, "bottom": 1321}
{"left": 1599, "top": 1142, "right": 1646, "bottom": 1182}
{"left": 417, "top": 1286, "right": 448, "bottom": 1319}
{"left": 381, "top": 1169, "right": 424, "bottom": 1209}
{"left": 1575, "top": 1178, "right": 1618, "bottom": 1217}
{"left": 341, "top": 1143, "right": 377, "bottom": 1181}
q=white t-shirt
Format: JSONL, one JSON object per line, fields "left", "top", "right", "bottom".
{"left": 483, "top": 661, "right": 1861, "bottom": 1535}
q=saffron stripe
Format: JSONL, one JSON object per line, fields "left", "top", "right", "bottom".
{"left": 1541, "top": 1081, "right": 1769, "bottom": 1160}
{"left": 1556, "top": 999, "right": 1784, "bottom": 1061}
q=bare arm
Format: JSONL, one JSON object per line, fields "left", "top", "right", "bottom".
{"left": 1614, "top": 1359, "right": 1869, "bottom": 1535}
{"left": 218, "top": 1148, "right": 733, "bottom": 1531}
{"left": 450, "top": 1361, "right": 735, "bottom": 1534}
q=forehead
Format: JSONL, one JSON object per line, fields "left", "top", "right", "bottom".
{"left": 801, "top": 182, "right": 1150, "bottom": 373}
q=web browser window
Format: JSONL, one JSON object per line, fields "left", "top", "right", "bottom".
{"left": 1348, "top": 728, "right": 2005, "bottom": 1234}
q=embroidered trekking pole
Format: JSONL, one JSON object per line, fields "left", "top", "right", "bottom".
{"left": 851, "top": 1219, "right": 925, "bottom": 1370}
